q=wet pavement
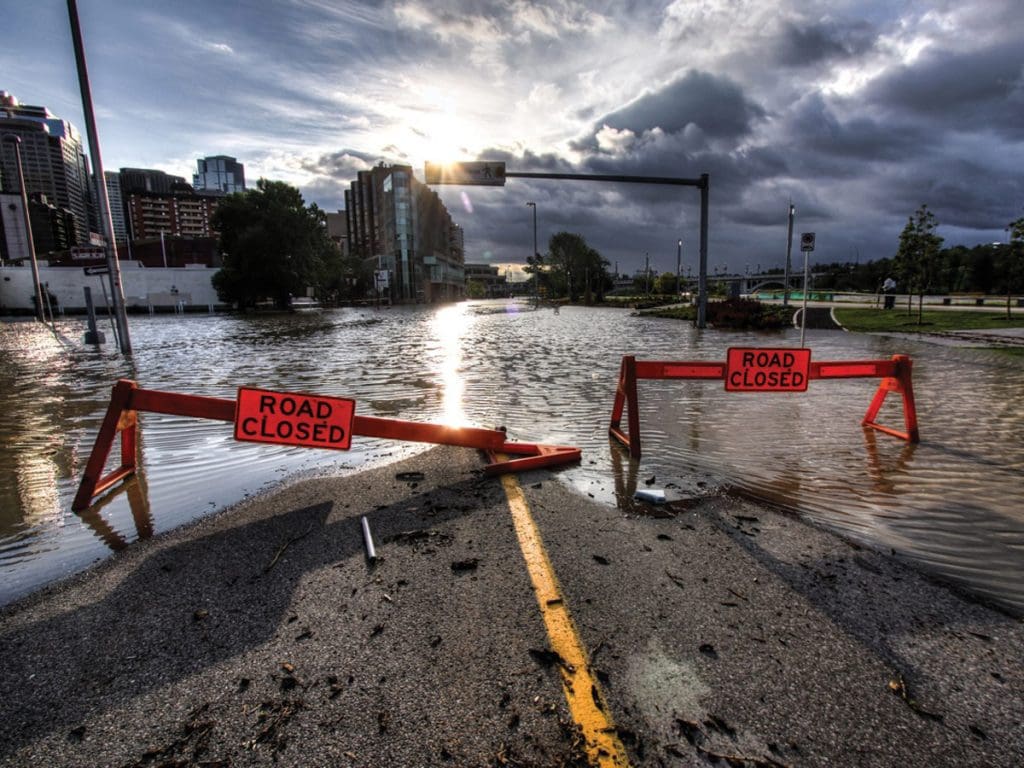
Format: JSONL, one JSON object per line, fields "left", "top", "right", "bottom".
{"left": 1, "top": 446, "right": 1021, "bottom": 767}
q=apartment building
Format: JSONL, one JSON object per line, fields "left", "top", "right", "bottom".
{"left": 344, "top": 164, "right": 464, "bottom": 303}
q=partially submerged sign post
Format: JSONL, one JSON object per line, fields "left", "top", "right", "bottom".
{"left": 800, "top": 232, "right": 815, "bottom": 347}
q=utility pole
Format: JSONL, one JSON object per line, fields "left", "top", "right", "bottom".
{"left": 526, "top": 201, "right": 537, "bottom": 299}
{"left": 783, "top": 202, "right": 795, "bottom": 307}
{"left": 696, "top": 173, "right": 709, "bottom": 328}
{"left": 676, "top": 238, "right": 682, "bottom": 296}
{"left": 68, "top": 0, "right": 131, "bottom": 353}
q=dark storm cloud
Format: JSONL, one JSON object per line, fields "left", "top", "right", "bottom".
{"left": 571, "top": 70, "right": 766, "bottom": 152}
{"left": 772, "top": 19, "right": 878, "bottom": 68}
{"left": 301, "top": 148, "right": 378, "bottom": 176}
{"left": 298, "top": 177, "right": 349, "bottom": 212}
{"left": 866, "top": 41, "right": 1024, "bottom": 140}
{"left": 782, "top": 94, "right": 929, "bottom": 168}
{"left": 869, "top": 155, "right": 1023, "bottom": 231}
{"left": 477, "top": 147, "right": 578, "bottom": 174}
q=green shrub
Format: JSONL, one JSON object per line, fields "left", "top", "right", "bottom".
{"left": 707, "top": 298, "right": 789, "bottom": 329}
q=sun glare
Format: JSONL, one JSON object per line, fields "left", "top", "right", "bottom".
{"left": 415, "top": 88, "right": 477, "bottom": 166}
{"left": 431, "top": 303, "right": 473, "bottom": 427}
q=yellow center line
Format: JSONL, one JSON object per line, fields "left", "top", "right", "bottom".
{"left": 498, "top": 471, "right": 630, "bottom": 768}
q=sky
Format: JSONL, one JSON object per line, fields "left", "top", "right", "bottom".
{"left": 3, "top": 0, "right": 1022, "bottom": 279}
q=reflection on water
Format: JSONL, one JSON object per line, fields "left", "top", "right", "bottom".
{"left": 432, "top": 303, "right": 471, "bottom": 426}
{"left": 1, "top": 303, "right": 1023, "bottom": 615}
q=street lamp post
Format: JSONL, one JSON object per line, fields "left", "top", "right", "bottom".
{"left": 676, "top": 238, "right": 682, "bottom": 296}
{"left": 2, "top": 135, "right": 44, "bottom": 322}
{"left": 784, "top": 203, "right": 795, "bottom": 306}
{"left": 526, "top": 201, "right": 537, "bottom": 298}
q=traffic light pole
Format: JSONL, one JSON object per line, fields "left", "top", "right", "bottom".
{"left": 504, "top": 171, "right": 711, "bottom": 328}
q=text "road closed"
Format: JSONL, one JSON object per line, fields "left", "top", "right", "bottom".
{"left": 234, "top": 387, "right": 355, "bottom": 450}
{"left": 725, "top": 348, "right": 812, "bottom": 392}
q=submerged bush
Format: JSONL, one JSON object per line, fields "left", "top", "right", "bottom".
{"left": 707, "top": 298, "right": 790, "bottom": 329}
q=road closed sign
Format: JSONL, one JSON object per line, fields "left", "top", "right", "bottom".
{"left": 725, "top": 348, "right": 812, "bottom": 392}
{"left": 235, "top": 387, "right": 355, "bottom": 450}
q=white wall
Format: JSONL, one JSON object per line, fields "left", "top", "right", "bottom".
{"left": 0, "top": 262, "right": 222, "bottom": 313}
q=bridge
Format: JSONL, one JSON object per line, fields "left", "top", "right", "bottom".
{"left": 682, "top": 271, "right": 829, "bottom": 297}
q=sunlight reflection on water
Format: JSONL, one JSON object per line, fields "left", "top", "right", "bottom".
{"left": 1, "top": 301, "right": 1022, "bottom": 613}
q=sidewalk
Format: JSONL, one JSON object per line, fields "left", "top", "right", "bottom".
{"left": 1, "top": 446, "right": 1021, "bottom": 766}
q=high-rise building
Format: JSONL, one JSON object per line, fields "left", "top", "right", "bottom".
{"left": 118, "top": 167, "right": 188, "bottom": 195}
{"left": 344, "top": 164, "right": 464, "bottom": 303}
{"left": 324, "top": 211, "right": 348, "bottom": 256}
{"left": 193, "top": 155, "right": 245, "bottom": 195}
{"left": 0, "top": 90, "right": 93, "bottom": 245}
{"left": 103, "top": 171, "right": 128, "bottom": 243}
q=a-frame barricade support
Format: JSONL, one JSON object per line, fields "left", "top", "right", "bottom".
{"left": 609, "top": 353, "right": 919, "bottom": 459}
{"left": 856, "top": 354, "right": 919, "bottom": 442}
{"left": 74, "top": 380, "right": 581, "bottom": 512}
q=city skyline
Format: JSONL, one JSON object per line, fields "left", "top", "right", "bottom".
{"left": 3, "top": 1, "right": 1022, "bottom": 277}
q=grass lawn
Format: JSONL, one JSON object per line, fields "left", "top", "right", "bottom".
{"left": 834, "top": 307, "right": 1024, "bottom": 333}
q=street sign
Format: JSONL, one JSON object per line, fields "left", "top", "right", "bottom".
{"left": 725, "top": 347, "right": 811, "bottom": 392}
{"left": 83, "top": 265, "right": 109, "bottom": 276}
{"left": 800, "top": 232, "right": 816, "bottom": 252}
{"left": 424, "top": 161, "right": 506, "bottom": 186}
{"left": 374, "top": 269, "right": 390, "bottom": 289}
{"left": 234, "top": 387, "right": 355, "bottom": 450}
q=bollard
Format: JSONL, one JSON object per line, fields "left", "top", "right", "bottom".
{"left": 361, "top": 516, "right": 377, "bottom": 562}
{"left": 83, "top": 287, "right": 106, "bottom": 345}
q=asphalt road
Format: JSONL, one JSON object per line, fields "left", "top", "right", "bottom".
{"left": 1, "top": 446, "right": 1021, "bottom": 767}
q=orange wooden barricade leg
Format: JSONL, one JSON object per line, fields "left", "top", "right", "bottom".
{"left": 861, "top": 355, "right": 919, "bottom": 442}
{"left": 608, "top": 356, "right": 642, "bottom": 459}
{"left": 72, "top": 379, "right": 140, "bottom": 512}
{"left": 484, "top": 441, "right": 582, "bottom": 475}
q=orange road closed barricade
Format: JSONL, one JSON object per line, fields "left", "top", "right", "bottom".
{"left": 73, "top": 380, "right": 581, "bottom": 512}
{"left": 609, "top": 349, "right": 919, "bottom": 459}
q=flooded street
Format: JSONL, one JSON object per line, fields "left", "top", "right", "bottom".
{"left": 2, "top": 301, "right": 1022, "bottom": 613}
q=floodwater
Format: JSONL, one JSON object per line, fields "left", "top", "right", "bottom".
{"left": 1, "top": 301, "right": 1022, "bottom": 613}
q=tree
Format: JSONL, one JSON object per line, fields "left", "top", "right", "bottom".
{"left": 653, "top": 271, "right": 679, "bottom": 295}
{"left": 545, "top": 232, "right": 609, "bottom": 302}
{"left": 894, "top": 204, "right": 943, "bottom": 323}
{"left": 523, "top": 251, "right": 550, "bottom": 297}
{"left": 212, "top": 179, "right": 339, "bottom": 310}
{"left": 1005, "top": 215, "right": 1024, "bottom": 319}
